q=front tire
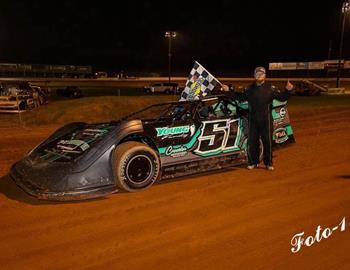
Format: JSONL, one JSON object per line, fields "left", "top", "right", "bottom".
{"left": 113, "top": 141, "right": 160, "bottom": 192}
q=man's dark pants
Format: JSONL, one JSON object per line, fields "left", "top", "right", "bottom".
{"left": 247, "top": 116, "right": 273, "bottom": 166}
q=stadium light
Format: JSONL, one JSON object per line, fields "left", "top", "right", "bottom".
{"left": 342, "top": 0, "right": 350, "bottom": 13}
{"left": 165, "top": 31, "right": 176, "bottom": 85}
{"left": 336, "top": 0, "right": 350, "bottom": 87}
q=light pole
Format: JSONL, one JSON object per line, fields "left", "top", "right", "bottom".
{"left": 336, "top": 0, "right": 350, "bottom": 88}
{"left": 165, "top": 31, "right": 176, "bottom": 84}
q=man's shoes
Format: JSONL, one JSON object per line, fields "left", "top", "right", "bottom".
{"left": 247, "top": 164, "right": 258, "bottom": 170}
{"left": 266, "top": 165, "right": 274, "bottom": 171}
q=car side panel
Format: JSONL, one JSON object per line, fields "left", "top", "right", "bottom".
{"left": 271, "top": 100, "right": 295, "bottom": 147}
{"left": 144, "top": 115, "right": 248, "bottom": 169}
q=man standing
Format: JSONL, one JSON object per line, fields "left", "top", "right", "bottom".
{"left": 32, "top": 89, "right": 40, "bottom": 108}
{"left": 222, "top": 67, "right": 293, "bottom": 171}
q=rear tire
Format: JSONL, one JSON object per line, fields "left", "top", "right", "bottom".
{"left": 113, "top": 141, "right": 160, "bottom": 192}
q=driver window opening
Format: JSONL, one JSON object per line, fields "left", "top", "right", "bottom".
{"left": 161, "top": 103, "right": 193, "bottom": 121}
{"left": 198, "top": 99, "right": 236, "bottom": 119}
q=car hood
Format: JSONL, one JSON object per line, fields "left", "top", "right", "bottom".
{"left": 26, "top": 119, "right": 143, "bottom": 170}
{"left": 30, "top": 122, "right": 118, "bottom": 163}
{"left": 11, "top": 119, "right": 143, "bottom": 196}
{"left": 11, "top": 122, "right": 117, "bottom": 193}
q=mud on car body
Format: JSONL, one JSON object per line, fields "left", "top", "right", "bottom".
{"left": 10, "top": 95, "right": 295, "bottom": 200}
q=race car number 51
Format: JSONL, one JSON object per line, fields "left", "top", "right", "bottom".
{"left": 291, "top": 217, "right": 346, "bottom": 253}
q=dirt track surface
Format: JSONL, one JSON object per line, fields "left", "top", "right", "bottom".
{"left": 0, "top": 105, "right": 350, "bottom": 269}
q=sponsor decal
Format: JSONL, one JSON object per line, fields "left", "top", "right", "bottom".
{"left": 57, "top": 139, "right": 90, "bottom": 152}
{"left": 279, "top": 107, "right": 286, "bottom": 118}
{"left": 156, "top": 125, "right": 193, "bottom": 137}
{"left": 188, "top": 75, "right": 205, "bottom": 100}
{"left": 158, "top": 129, "right": 201, "bottom": 155}
{"left": 82, "top": 128, "right": 109, "bottom": 136}
{"left": 165, "top": 145, "right": 188, "bottom": 158}
{"left": 272, "top": 107, "right": 287, "bottom": 121}
{"left": 273, "top": 127, "right": 288, "bottom": 143}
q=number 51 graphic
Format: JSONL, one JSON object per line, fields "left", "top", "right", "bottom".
{"left": 194, "top": 119, "right": 242, "bottom": 157}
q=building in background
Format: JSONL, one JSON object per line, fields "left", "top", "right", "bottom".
{"left": 0, "top": 63, "right": 93, "bottom": 78}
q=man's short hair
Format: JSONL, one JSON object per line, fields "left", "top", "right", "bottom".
{"left": 254, "top": 66, "right": 266, "bottom": 75}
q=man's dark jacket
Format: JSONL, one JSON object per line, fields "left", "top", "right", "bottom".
{"left": 227, "top": 82, "right": 291, "bottom": 166}
{"left": 228, "top": 82, "right": 290, "bottom": 120}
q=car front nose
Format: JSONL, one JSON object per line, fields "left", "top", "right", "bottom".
{"left": 10, "top": 160, "right": 117, "bottom": 201}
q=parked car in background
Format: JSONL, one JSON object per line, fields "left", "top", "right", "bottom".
{"left": 56, "top": 86, "right": 83, "bottom": 98}
{"left": 143, "top": 82, "right": 179, "bottom": 94}
{"left": 93, "top": 72, "right": 108, "bottom": 78}
{"left": 0, "top": 82, "right": 47, "bottom": 113}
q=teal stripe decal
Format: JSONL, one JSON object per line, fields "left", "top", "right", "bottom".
{"left": 273, "top": 99, "right": 287, "bottom": 107}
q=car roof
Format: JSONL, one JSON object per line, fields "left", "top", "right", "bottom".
{"left": 151, "top": 82, "right": 178, "bottom": 86}
{"left": 119, "top": 94, "right": 233, "bottom": 122}
{"left": 154, "top": 94, "right": 227, "bottom": 106}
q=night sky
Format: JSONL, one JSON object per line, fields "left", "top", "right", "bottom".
{"left": 0, "top": 0, "right": 347, "bottom": 74}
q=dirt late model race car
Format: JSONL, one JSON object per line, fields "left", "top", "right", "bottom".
{"left": 10, "top": 95, "right": 295, "bottom": 200}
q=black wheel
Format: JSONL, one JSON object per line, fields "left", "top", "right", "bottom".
{"left": 113, "top": 141, "right": 160, "bottom": 192}
{"left": 19, "top": 101, "right": 26, "bottom": 111}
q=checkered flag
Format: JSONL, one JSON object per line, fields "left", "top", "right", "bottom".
{"left": 180, "top": 61, "right": 221, "bottom": 101}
